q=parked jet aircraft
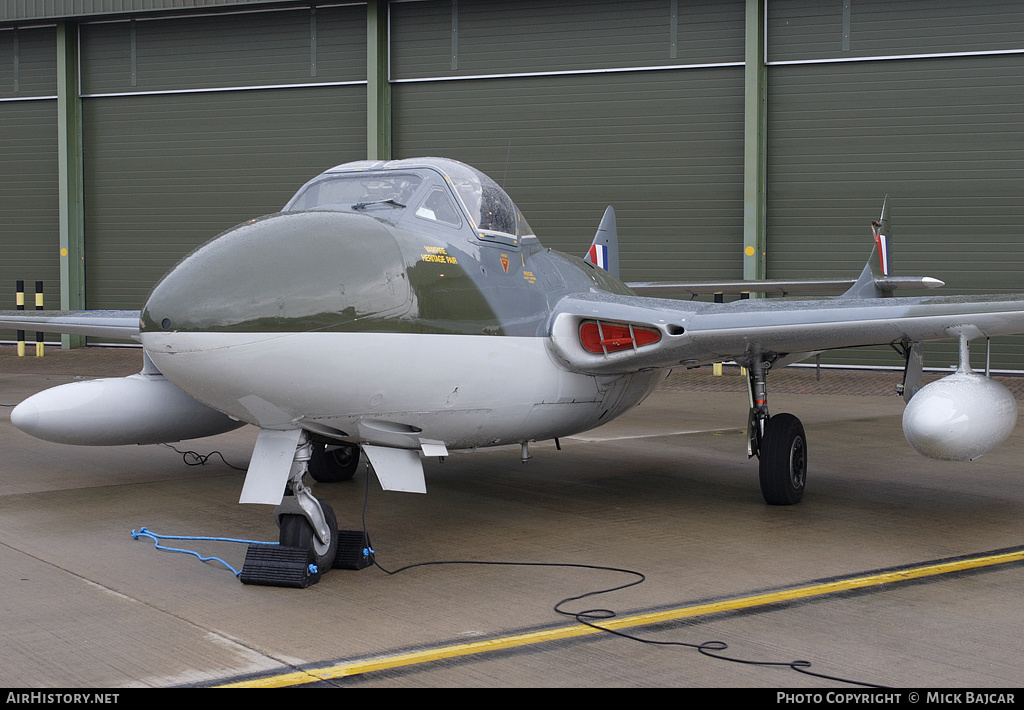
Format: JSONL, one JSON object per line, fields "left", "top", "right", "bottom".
{"left": 2, "top": 157, "right": 1022, "bottom": 571}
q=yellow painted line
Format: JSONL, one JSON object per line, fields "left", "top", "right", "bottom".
{"left": 218, "top": 547, "right": 1024, "bottom": 688}
{"left": 219, "top": 624, "right": 601, "bottom": 688}
{"left": 567, "top": 428, "right": 740, "bottom": 442}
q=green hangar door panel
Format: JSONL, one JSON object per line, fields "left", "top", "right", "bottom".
{"left": 389, "top": 0, "right": 748, "bottom": 286}
{"left": 0, "top": 26, "right": 59, "bottom": 343}
{"left": 766, "top": 0, "right": 1024, "bottom": 370}
{"left": 77, "top": 7, "right": 368, "bottom": 334}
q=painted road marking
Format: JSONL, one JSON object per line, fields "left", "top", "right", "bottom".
{"left": 567, "top": 428, "right": 742, "bottom": 442}
{"left": 218, "top": 546, "right": 1024, "bottom": 688}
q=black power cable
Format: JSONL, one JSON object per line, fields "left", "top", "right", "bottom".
{"left": 159, "top": 443, "right": 247, "bottom": 471}
{"left": 355, "top": 462, "right": 886, "bottom": 688}
{"left": 150, "top": 449, "right": 888, "bottom": 686}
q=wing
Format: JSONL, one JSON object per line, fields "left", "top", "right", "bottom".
{"left": 569, "top": 199, "right": 969, "bottom": 372}
{"left": 625, "top": 277, "right": 942, "bottom": 297}
{"left": 548, "top": 291, "right": 1024, "bottom": 375}
{"left": 0, "top": 309, "right": 140, "bottom": 340}
{"left": 0, "top": 310, "right": 141, "bottom": 340}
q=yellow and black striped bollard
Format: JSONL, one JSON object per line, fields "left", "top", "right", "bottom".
{"left": 35, "top": 281, "right": 44, "bottom": 357}
{"left": 15, "top": 280, "right": 25, "bottom": 357}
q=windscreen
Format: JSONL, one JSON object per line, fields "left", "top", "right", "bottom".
{"left": 285, "top": 173, "right": 423, "bottom": 213}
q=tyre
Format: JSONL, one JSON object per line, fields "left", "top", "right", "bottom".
{"left": 758, "top": 413, "right": 807, "bottom": 506}
{"left": 278, "top": 499, "right": 339, "bottom": 572}
{"left": 308, "top": 443, "right": 360, "bottom": 483}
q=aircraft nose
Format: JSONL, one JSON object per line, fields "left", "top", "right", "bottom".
{"left": 140, "top": 210, "right": 410, "bottom": 337}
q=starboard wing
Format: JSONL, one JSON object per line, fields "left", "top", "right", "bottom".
{"left": 548, "top": 291, "right": 1024, "bottom": 375}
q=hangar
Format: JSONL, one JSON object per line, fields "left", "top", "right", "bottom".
{"left": 2, "top": 0, "right": 1024, "bottom": 367}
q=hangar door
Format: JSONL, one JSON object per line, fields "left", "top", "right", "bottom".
{"left": 766, "top": 0, "right": 1024, "bottom": 370}
{"left": 0, "top": 26, "right": 59, "bottom": 343}
{"left": 390, "top": 0, "right": 748, "bottom": 284}
{"left": 79, "top": 5, "right": 369, "bottom": 315}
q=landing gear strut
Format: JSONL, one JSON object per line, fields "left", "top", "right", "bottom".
{"left": 274, "top": 432, "right": 338, "bottom": 571}
{"left": 240, "top": 431, "right": 372, "bottom": 587}
{"left": 746, "top": 355, "right": 806, "bottom": 505}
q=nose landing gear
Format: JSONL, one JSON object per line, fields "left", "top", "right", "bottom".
{"left": 271, "top": 432, "right": 339, "bottom": 572}
{"left": 277, "top": 496, "right": 339, "bottom": 573}
{"left": 241, "top": 431, "right": 371, "bottom": 587}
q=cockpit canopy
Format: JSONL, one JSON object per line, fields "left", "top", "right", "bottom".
{"left": 283, "top": 157, "right": 535, "bottom": 239}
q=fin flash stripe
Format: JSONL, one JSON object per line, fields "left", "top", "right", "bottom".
{"left": 875, "top": 233, "right": 890, "bottom": 276}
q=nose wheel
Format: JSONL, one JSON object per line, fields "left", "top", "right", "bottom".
{"left": 278, "top": 498, "right": 338, "bottom": 572}
{"left": 272, "top": 432, "right": 340, "bottom": 572}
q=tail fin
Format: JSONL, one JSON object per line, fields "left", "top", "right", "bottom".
{"left": 843, "top": 196, "right": 893, "bottom": 298}
{"left": 584, "top": 206, "right": 620, "bottom": 278}
{"left": 843, "top": 196, "right": 943, "bottom": 298}
{"left": 871, "top": 195, "right": 891, "bottom": 277}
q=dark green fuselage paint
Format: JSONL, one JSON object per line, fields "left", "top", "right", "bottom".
{"left": 141, "top": 184, "right": 632, "bottom": 340}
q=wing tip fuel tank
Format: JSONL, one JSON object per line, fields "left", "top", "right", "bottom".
{"left": 12, "top": 373, "right": 244, "bottom": 446}
{"left": 902, "top": 372, "right": 1018, "bottom": 461}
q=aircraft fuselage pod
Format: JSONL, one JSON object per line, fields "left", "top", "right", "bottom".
{"left": 139, "top": 159, "right": 665, "bottom": 454}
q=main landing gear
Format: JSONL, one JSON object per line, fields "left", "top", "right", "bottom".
{"left": 746, "top": 356, "right": 807, "bottom": 506}
{"left": 308, "top": 442, "right": 361, "bottom": 483}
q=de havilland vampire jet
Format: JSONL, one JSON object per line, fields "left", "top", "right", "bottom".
{"left": 3, "top": 157, "right": 1023, "bottom": 571}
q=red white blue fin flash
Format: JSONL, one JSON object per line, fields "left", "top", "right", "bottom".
{"left": 871, "top": 220, "right": 890, "bottom": 277}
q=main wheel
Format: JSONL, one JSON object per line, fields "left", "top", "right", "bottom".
{"left": 308, "top": 444, "right": 360, "bottom": 483}
{"left": 279, "top": 499, "right": 338, "bottom": 571}
{"left": 758, "top": 413, "right": 807, "bottom": 506}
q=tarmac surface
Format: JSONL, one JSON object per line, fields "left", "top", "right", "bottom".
{"left": 1, "top": 345, "right": 1023, "bottom": 688}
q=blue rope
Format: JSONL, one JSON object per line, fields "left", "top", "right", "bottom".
{"left": 131, "top": 526, "right": 282, "bottom": 577}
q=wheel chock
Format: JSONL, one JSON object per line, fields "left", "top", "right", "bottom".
{"left": 334, "top": 530, "right": 372, "bottom": 570}
{"left": 240, "top": 544, "right": 321, "bottom": 588}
